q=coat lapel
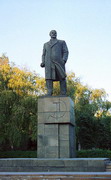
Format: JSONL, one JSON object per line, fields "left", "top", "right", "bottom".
{"left": 48, "top": 39, "right": 58, "bottom": 48}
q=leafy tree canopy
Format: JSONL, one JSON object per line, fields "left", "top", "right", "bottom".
{"left": 0, "top": 55, "right": 111, "bottom": 150}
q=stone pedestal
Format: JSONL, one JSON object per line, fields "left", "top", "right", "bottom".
{"left": 37, "top": 96, "right": 76, "bottom": 158}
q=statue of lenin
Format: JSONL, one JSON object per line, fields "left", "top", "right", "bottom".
{"left": 40, "top": 30, "right": 69, "bottom": 96}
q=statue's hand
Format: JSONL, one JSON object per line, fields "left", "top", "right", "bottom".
{"left": 63, "top": 60, "right": 66, "bottom": 65}
{"left": 40, "top": 63, "right": 45, "bottom": 67}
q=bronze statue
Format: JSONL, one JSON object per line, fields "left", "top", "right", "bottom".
{"left": 41, "top": 30, "right": 69, "bottom": 95}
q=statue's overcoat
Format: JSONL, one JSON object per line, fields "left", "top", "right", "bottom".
{"left": 42, "top": 39, "right": 68, "bottom": 80}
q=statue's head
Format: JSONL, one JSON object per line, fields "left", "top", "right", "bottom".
{"left": 49, "top": 30, "right": 57, "bottom": 38}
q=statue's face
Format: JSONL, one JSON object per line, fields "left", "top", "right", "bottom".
{"left": 50, "top": 30, "right": 57, "bottom": 38}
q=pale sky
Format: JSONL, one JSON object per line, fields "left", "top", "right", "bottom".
{"left": 0, "top": 0, "right": 111, "bottom": 100}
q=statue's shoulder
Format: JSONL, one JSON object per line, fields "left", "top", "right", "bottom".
{"left": 44, "top": 41, "right": 51, "bottom": 46}
{"left": 58, "top": 39, "right": 66, "bottom": 44}
{"left": 44, "top": 41, "right": 49, "bottom": 45}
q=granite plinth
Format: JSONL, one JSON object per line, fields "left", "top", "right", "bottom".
{"left": 0, "top": 158, "right": 109, "bottom": 172}
{"left": 37, "top": 96, "right": 76, "bottom": 158}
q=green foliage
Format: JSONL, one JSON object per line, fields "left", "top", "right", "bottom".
{"left": 77, "top": 149, "right": 111, "bottom": 158}
{"left": 1, "top": 149, "right": 111, "bottom": 158}
{"left": 0, "top": 55, "right": 111, "bottom": 151}
{"left": 0, "top": 55, "right": 38, "bottom": 150}
{"left": 0, "top": 151, "right": 37, "bottom": 158}
{"left": 0, "top": 90, "right": 37, "bottom": 150}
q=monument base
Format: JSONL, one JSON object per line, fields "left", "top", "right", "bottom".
{"left": 0, "top": 158, "right": 109, "bottom": 172}
{"left": 37, "top": 96, "right": 76, "bottom": 158}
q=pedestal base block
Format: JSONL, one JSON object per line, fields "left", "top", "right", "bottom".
{"left": 37, "top": 96, "right": 76, "bottom": 158}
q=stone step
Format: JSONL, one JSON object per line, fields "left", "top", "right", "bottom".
{"left": 0, "top": 172, "right": 111, "bottom": 180}
{"left": 106, "top": 162, "right": 111, "bottom": 172}
{"left": 106, "top": 167, "right": 111, "bottom": 169}
{"left": 106, "top": 169, "right": 111, "bottom": 172}
{"left": 0, "top": 158, "right": 109, "bottom": 172}
{"left": 107, "top": 163, "right": 111, "bottom": 165}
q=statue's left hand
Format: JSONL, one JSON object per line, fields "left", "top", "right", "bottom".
{"left": 40, "top": 63, "right": 45, "bottom": 67}
{"left": 63, "top": 60, "right": 66, "bottom": 65}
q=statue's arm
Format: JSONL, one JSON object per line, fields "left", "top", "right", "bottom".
{"left": 41, "top": 44, "right": 46, "bottom": 67}
{"left": 62, "top": 41, "right": 69, "bottom": 64}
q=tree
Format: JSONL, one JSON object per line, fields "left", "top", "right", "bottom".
{"left": 0, "top": 55, "right": 111, "bottom": 151}
{"left": 0, "top": 55, "right": 38, "bottom": 150}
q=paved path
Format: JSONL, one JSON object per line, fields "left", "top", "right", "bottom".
{"left": 0, "top": 172, "right": 111, "bottom": 180}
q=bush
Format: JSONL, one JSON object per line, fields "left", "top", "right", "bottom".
{"left": 0, "top": 151, "right": 37, "bottom": 158}
{"left": 77, "top": 149, "right": 111, "bottom": 158}
{"left": 0, "top": 149, "right": 111, "bottom": 158}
